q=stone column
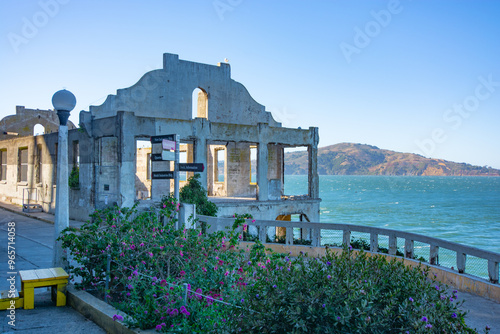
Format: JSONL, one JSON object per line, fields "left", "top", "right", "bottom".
{"left": 119, "top": 111, "right": 137, "bottom": 207}
{"left": 193, "top": 118, "right": 209, "bottom": 189}
{"left": 194, "top": 137, "right": 207, "bottom": 189}
{"left": 308, "top": 127, "right": 320, "bottom": 199}
{"left": 53, "top": 125, "right": 68, "bottom": 268}
{"left": 257, "top": 142, "right": 269, "bottom": 201}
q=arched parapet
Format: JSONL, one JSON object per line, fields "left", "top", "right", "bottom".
{"left": 0, "top": 106, "right": 76, "bottom": 140}
{"left": 89, "top": 53, "right": 281, "bottom": 127}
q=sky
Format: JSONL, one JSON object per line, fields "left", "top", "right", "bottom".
{"left": 1, "top": 0, "right": 499, "bottom": 168}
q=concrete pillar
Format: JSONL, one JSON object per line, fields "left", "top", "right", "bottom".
{"left": 179, "top": 203, "right": 196, "bottom": 229}
{"left": 194, "top": 137, "right": 207, "bottom": 189}
{"left": 193, "top": 118, "right": 209, "bottom": 190}
{"left": 53, "top": 125, "right": 68, "bottom": 269}
{"left": 308, "top": 127, "right": 319, "bottom": 199}
{"left": 119, "top": 112, "right": 137, "bottom": 207}
{"left": 257, "top": 123, "right": 269, "bottom": 201}
{"left": 257, "top": 142, "right": 268, "bottom": 201}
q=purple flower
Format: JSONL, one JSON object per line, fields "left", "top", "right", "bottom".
{"left": 327, "top": 275, "right": 332, "bottom": 279}
{"left": 409, "top": 297, "right": 414, "bottom": 302}
{"left": 272, "top": 285, "right": 277, "bottom": 288}
{"left": 322, "top": 304, "right": 326, "bottom": 308}
{"left": 326, "top": 261, "right": 331, "bottom": 266}
{"left": 435, "top": 285, "right": 440, "bottom": 290}
{"left": 421, "top": 316, "right": 428, "bottom": 322}
{"left": 156, "top": 324, "right": 162, "bottom": 330}
{"left": 452, "top": 313, "right": 457, "bottom": 318}
{"left": 241, "top": 298, "right": 244, "bottom": 303}
{"left": 113, "top": 314, "right": 124, "bottom": 321}
{"left": 180, "top": 306, "right": 190, "bottom": 317}
{"left": 425, "top": 324, "right": 432, "bottom": 329}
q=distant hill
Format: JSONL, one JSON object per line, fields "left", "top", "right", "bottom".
{"left": 285, "top": 143, "right": 500, "bottom": 176}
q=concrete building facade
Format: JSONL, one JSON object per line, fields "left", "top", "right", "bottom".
{"left": 0, "top": 53, "right": 320, "bottom": 222}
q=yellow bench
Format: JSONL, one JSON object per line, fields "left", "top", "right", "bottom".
{"left": 19, "top": 267, "right": 69, "bottom": 309}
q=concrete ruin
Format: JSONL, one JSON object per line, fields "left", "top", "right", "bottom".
{"left": 0, "top": 53, "right": 320, "bottom": 223}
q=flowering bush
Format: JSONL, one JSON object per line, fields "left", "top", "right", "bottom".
{"left": 60, "top": 202, "right": 483, "bottom": 333}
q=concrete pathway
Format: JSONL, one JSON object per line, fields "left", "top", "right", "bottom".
{"left": 0, "top": 205, "right": 105, "bottom": 333}
{"left": 0, "top": 203, "right": 499, "bottom": 333}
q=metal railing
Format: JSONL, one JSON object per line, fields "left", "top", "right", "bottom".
{"left": 197, "top": 215, "right": 500, "bottom": 284}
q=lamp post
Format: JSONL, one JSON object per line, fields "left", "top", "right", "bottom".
{"left": 52, "top": 89, "right": 76, "bottom": 269}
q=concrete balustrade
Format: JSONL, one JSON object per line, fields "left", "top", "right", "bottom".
{"left": 198, "top": 215, "right": 500, "bottom": 285}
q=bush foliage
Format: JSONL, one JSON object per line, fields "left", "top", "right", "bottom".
{"left": 59, "top": 200, "right": 481, "bottom": 333}
{"left": 179, "top": 174, "right": 218, "bottom": 216}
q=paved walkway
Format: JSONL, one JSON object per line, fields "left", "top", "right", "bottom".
{"left": 0, "top": 202, "right": 499, "bottom": 333}
{"left": 0, "top": 204, "right": 105, "bottom": 333}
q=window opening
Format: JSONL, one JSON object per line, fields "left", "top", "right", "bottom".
{"left": 0, "top": 149, "right": 7, "bottom": 181}
{"left": 33, "top": 124, "right": 45, "bottom": 136}
{"left": 136, "top": 139, "right": 152, "bottom": 200}
{"left": 192, "top": 88, "right": 208, "bottom": 119}
{"left": 215, "top": 148, "right": 225, "bottom": 183}
{"left": 18, "top": 147, "right": 28, "bottom": 182}
{"left": 250, "top": 146, "right": 257, "bottom": 184}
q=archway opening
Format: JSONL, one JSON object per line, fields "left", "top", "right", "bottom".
{"left": 33, "top": 124, "right": 45, "bottom": 136}
{"left": 192, "top": 88, "right": 208, "bottom": 119}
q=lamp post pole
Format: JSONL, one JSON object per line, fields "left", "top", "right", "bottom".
{"left": 52, "top": 89, "right": 76, "bottom": 269}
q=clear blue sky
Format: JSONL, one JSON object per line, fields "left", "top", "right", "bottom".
{"left": 1, "top": 0, "right": 499, "bottom": 168}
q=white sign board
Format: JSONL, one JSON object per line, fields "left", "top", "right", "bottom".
{"left": 162, "top": 139, "right": 176, "bottom": 151}
{"left": 162, "top": 150, "right": 176, "bottom": 161}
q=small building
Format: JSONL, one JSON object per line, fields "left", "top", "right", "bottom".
{"left": 0, "top": 53, "right": 320, "bottom": 222}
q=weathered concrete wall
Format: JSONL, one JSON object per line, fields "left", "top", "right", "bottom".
{"left": 212, "top": 198, "right": 321, "bottom": 222}
{"left": 90, "top": 54, "right": 280, "bottom": 128}
{"left": 0, "top": 106, "right": 76, "bottom": 141}
{"left": 0, "top": 127, "right": 93, "bottom": 220}
{"left": 0, "top": 53, "right": 320, "bottom": 222}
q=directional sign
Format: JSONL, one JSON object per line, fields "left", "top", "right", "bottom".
{"left": 178, "top": 163, "right": 205, "bottom": 172}
{"left": 150, "top": 134, "right": 175, "bottom": 144}
{"left": 152, "top": 171, "right": 174, "bottom": 179}
{"left": 151, "top": 151, "right": 176, "bottom": 161}
{"left": 150, "top": 154, "right": 163, "bottom": 161}
{"left": 162, "top": 139, "right": 176, "bottom": 151}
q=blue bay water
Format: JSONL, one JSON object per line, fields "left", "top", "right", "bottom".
{"left": 284, "top": 175, "right": 500, "bottom": 254}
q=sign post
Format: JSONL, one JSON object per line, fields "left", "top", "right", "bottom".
{"left": 178, "top": 163, "right": 205, "bottom": 172}
{"left": 150, "top": 134, "right": 204, "bottom": 229}
{"left": 174, "top": 134, "right": 180, "bottom": 204}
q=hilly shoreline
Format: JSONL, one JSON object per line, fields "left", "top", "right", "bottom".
{"left": 285, "top": 143, "right": 500, "bottom": 176}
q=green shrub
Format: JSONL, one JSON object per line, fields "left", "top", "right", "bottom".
{"left": 180, "top": 174, "right": 217, "bottom": 216}
{"left": 59, "top": 203, "right": 480, "bottom": 333}
{"left": 68, "top": 166, "right": 79, "bottom": 189}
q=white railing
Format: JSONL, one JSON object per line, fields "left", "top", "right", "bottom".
{"left": 197, "top": 215, "right": 500, "bottom": 284}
